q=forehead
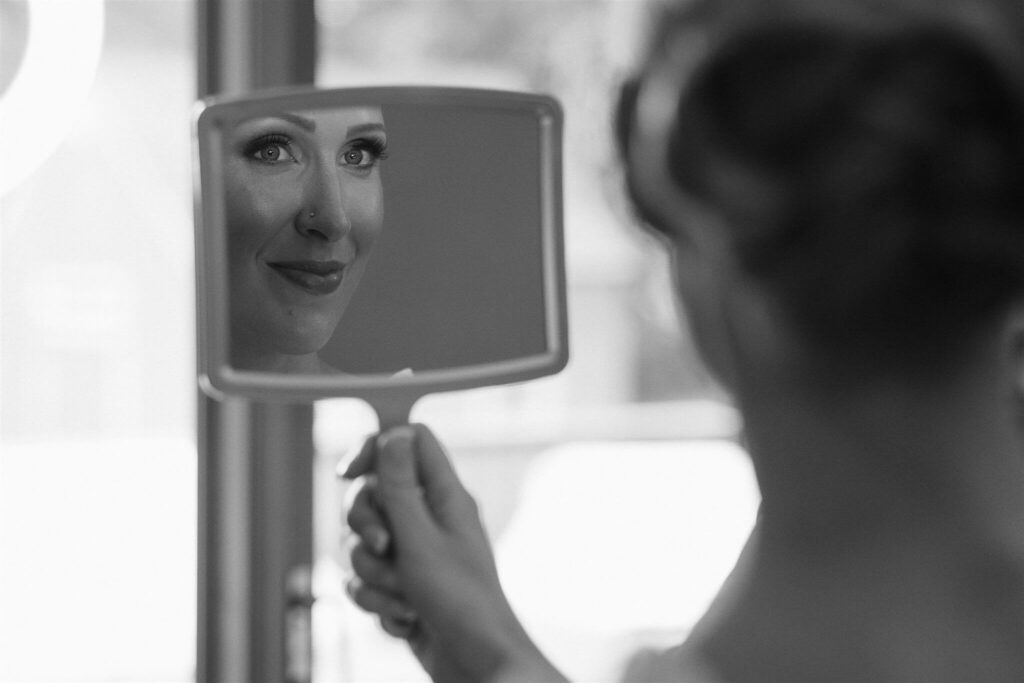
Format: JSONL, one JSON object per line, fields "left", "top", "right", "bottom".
{"left": 295, "top": 105, "right": 385, "bottom": 136}
{"left": 229, "top": 105, "right": 385, "bottom": 140}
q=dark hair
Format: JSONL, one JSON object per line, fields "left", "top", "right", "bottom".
{"left": 624, "top": 0, "right": 1024, "bottom": 361}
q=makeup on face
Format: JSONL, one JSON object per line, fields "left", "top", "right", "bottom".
{"left": 224, "top": 106, "right": 387, "bottom": 360}
{"left": 266, "top": 259, "right": 347, "bottom": 295}
{"left": 235, "top": 114, "right": 388, "bottom": 177}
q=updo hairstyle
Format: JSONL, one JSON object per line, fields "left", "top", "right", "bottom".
{"left": 628, "top": 0, "right": 1024, "bottom": 361}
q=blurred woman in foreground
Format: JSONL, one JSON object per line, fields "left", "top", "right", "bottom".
{"left": 343, "top": 1, "right": 1024, "bottom": 681}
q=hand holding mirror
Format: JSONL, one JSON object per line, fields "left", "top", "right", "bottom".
{"left": 193, "top": 86, "right": 568, "bottom": 426}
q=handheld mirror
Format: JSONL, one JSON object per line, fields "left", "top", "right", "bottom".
{"left": 193, "top": 86, "right": 568, "bottom": 427}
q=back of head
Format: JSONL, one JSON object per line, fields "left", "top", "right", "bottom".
{"left": 627, "top": 0, "right": 1024, "bottom": 367}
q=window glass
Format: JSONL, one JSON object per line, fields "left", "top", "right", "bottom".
{"left": 312, "top": 3, "right": 758, "bottom": 682}
{"left": 0, "top": 1, "right": 196, "bottom": 680}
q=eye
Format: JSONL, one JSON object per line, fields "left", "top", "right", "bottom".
{"left": 254, "top": 144, "right": 286, "bottom": 163}
{"left": 245, "top": 134, "right": 297, "bottom": 165}
{"left": 342, "top": 148, "right": 369, "bottom": 166}
{"left": 341, "top": 137, "right": 388, "bottom": 169}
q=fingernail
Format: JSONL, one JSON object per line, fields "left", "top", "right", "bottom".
{"left": 370, "top": 527, "right": 390, "bottom": 555}
{"left": 377, "top": 425, "right": 416, "bottom": 450}
{"left": 336, "top": 435, "right": 375, "bottom": 479}
{"left": 335, "top": 454, "right": 353, "bottom": 479}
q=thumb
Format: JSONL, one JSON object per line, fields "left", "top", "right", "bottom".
{"left": 375, "top": 425, "right": 436, "bottom": 547}
{"left": 411, "top": 423, "right": 474, "bottom": 529}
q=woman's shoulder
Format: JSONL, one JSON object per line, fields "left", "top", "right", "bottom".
{"left": 620, "top": 640, "right": 728, "bottom": 683}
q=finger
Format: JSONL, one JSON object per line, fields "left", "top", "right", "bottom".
{"left": 411, "top": 423, "right": 477, "bottom": 528}
{"left": 350, "top": 540, "right": 402, "bottom": 593}
{"left": 344, "top": 479, "right": 390, "bottom": 556}
{"left": 338, "top": 433, "right": 377, "bottom": 480}
{"left": 374, "top": 426, "right": 437, "bottom": 546}
{"left": 380, "top": 615, "right": 418, "bottom": 640}
{"left": 345, "top": 576, "right": 416, "bottom": 622}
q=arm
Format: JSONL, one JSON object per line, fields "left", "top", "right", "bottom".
{"left": 342, "top": 424, "right": 567, "bottom": 683}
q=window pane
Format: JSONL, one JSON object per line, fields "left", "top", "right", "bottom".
{"left": 1, "top": 1, "right": 196, "bottom": 680}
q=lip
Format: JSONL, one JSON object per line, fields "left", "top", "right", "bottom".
{"left": 267, "top": 260, "right": 345, "bottom": 295}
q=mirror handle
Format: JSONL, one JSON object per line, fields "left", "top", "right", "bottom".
{"left": 372, "top": 397, "right": 416, "bottom": 432}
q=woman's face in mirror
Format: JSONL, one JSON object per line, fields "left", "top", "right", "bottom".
{"left": 224, "top": 106, "right": 386, "bottom": 371}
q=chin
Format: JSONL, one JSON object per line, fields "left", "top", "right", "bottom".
{"left": 273, "top": 320, "right": 341, "bottom": 356}
{"left": 234, "top": 305, "right": 342, "bottom": 357}
{"left": 272, "top": 332, "right": 333, "bottom": 356}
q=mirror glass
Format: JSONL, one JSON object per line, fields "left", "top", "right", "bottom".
{"left": 194, "top": 87, "right": 567, "bottom": 403}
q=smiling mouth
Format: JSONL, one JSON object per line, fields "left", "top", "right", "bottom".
{"left": 268, "top": 260, "right": 345, "bottom": 295}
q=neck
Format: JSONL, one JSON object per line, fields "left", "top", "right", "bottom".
{"left": 752, "top": 369, "right": 1024, "bottom": 558}
{"left": 700, "top": 349, "right": 1024, "bottom": 683}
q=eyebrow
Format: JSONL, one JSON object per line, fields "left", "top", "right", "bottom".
{"left": 264, "top": 116, "right": 385, "bottom": 138}
{"left": 346, "top": 122, "right": 386, "bottom": 137}
{"left": 274, "top": 112, "right": 317, "bottom": 131}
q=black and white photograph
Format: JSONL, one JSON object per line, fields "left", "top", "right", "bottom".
{"left": 3, "top": 1, "right": 1024, "bottom": 682}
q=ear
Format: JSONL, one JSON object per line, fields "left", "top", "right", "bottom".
{"left": 665, "top": 216, "right": 788, "bottom": 397}
{"left": 1007, "top": 303, "right": 1024, "bottom": 398}
{"left": 999, "top": 302, "right": 1024, "bottom": 437}
{"left": 668, "top": 230, "right": 737, "bottom": 391}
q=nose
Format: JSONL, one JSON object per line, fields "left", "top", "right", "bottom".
{"left": 296, "top": 162, "right": 351, "bottom": 242}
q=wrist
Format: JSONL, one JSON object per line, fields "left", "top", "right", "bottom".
{"left": 491, "top": 621, "right": 567, "bottom": 683}
{"left": 493, "top": 651, "right": 568, "bottom": 683}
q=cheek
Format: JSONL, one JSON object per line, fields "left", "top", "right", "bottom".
{"left": 226, "top": 181, "right": 298, "bottom": 254}
{"left": 346, "top": 180, "right": 384, "bottom": 247}
{"left": 671, "top": 249, "right": 735, "bottom": 384}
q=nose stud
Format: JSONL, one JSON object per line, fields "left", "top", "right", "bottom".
{"left": 308, "top": 210, "right": 316, "bottom": 218}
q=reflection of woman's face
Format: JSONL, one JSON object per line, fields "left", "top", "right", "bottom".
{"left": 225, "top": 106, "right": 386, "bottom": 368}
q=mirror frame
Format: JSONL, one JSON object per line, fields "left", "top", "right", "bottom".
{"left": 193, "top": 86, "right": 567, "bottom": 410}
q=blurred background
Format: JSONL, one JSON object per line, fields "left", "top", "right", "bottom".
{"left": 0, "top": 1, "right": 758, "bottom": 681}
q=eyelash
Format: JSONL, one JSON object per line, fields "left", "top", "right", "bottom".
{"left": 244, "top": 133, "right": 295, "bottom": 164}
{"left": 345, "top": 137, "right": 389, "bottom": 166}
{"left": 242, "top": 133, "right": 389, "bottom": 167}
